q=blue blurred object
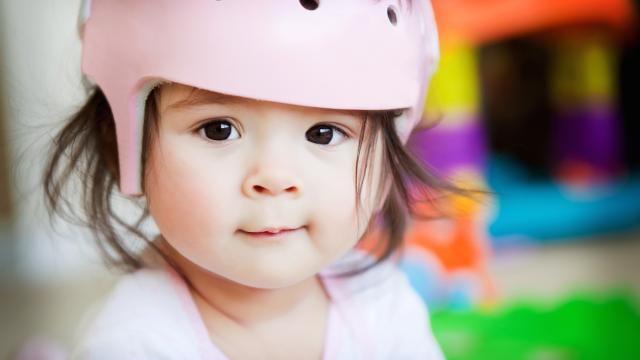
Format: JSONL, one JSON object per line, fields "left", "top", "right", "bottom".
{"left": 400, "top": 257, "right": 442, "bottom": 306}
{"left": 487, "top": 155, "right": 640, "bottom": 244}
{"left": 400, "top": 251, "right": 484, "bottom": 310}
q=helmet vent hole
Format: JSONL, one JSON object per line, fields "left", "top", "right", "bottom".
{"left": 300, "top": 0, "right": 319, "bottom": 10}
{"left": 387, "top": 6, "right": 398, "bottom": 26}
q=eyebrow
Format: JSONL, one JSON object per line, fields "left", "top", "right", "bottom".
{"left": 164, "top": 89, "right": 246, "bottom": 111}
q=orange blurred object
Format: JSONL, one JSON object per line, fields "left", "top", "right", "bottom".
{"left": 408, "top": 215, "right": 483, "bottom": 273}
{"left": 433, "top": 0, "right": 636, "bottom": 45}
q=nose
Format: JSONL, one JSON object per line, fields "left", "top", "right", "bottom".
{"left": 242, "top": 165, "right": 302, "bottom": 198}
{"left": 241, "top": 126, "right": 303, "bottom": 198}
{"left": 242, "top": 154, "right": 302, "bottom": 198}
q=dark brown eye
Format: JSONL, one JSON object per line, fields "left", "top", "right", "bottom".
{"left": 306, "top": 124, "right": 347, "bottom": 145}
{"left": 387, "top": 6, "right": 398, "bottom": 26}
{"left": 299, "top": 0, "right": 319, "bottom": 11}
{"left": 199, "top": 119, "right": 240, "bottom": 141}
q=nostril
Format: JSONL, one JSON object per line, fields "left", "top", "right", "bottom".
{"left": 252, "top": 185, "right": 297, "bottom": 194}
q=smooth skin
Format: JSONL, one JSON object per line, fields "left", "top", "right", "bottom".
{"left": 144, "top": 83, "right": 385, "bottom": 359}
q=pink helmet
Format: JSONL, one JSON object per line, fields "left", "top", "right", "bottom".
{"left": 79, "top": 0, "right": 440, "bottom": 195}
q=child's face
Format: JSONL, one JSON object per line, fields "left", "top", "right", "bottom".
{"left": 145, "top": 84, "right": 384, "bottom": 288}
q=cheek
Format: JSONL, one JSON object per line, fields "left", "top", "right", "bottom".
{"left": 304, "top": 151, "right": 364, "bottom": 253}
{"left": 144, "top": 138, "right": 239, "bottom": 252}
{"left": 310, "top": 141, "right": 385, "bottom": 244}
{"left": 312, "top": 174, "right": 356, "bottom": 223}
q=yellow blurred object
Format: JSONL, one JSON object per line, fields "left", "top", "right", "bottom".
{"left": 550, "top": 31, "right": 618, "bottom": 106}
{"left": 424, "top": 42, "right": 480, "bottom": 122}
{"left": 450, "top": 170, "right": 488, "bottom": 216}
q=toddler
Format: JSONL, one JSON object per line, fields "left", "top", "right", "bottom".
{"left": 44, "top": 0, "right": 450, "bottom": 358}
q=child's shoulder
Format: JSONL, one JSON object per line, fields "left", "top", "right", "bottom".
{"left": 321, "top": 251, "right": 425, "bottom": 326}
{"left": 321, "top": 251, "right": 444, "bottom": 359}
{"left": 322, "top": 250, "right": 427, "bottom": 326}
{"left": 82, "top": 267, "right": 184, "bottom": 327}
{"left": 71, "top": 267, "right": 203, "bottom": 359}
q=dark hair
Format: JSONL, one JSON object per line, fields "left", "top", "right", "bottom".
{"left": 43, "top": 86, "right": 463, "bottom": 273}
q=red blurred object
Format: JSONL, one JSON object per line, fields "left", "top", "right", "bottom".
{"left": 433, "top": 0, "right": 636, "bottom": 45}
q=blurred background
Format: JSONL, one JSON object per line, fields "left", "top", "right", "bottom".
{"left": 1, "top": 0, "right": 639, "bottom": 359}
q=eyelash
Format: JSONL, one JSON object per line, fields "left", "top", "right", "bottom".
{"left": 194, "top": 119, "right": 351, "bottom": 142}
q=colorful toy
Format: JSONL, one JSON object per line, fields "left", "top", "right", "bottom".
{"left": 426, "top": 0, "right": 640, "bottom": 243}
{"left": 397, "top": 0, "right": 639, "bottom": 310}
{"left": 485, "top": 29, "right": 640, "bottom": 242}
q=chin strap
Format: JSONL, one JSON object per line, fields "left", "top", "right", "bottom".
{"left": 77, "top": 0, "right": 92, "bottom": 39}
{"left": 122, "top": 80, "right": 166, "bottom": 195}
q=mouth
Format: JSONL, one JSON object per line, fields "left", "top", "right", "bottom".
{"left": 238, "top": 226, "right": 304, "bottom": 238}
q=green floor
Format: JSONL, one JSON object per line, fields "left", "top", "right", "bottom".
{"left": 432, "top": 291, "right": 640, "bottom": 360}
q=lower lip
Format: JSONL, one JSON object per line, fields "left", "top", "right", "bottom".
{"left": 239, "top": 227, "right": 303, "bottom": 238}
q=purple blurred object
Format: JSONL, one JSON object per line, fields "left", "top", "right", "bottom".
{"left": 409, "top": 118, "right": 488, "bottom": 175}
{"left": 552, "top": 104, "right": 623, "bottom": 176}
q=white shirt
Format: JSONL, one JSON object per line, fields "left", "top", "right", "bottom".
{"left": 73, "top": 253, "right": 444, "bottom": 359}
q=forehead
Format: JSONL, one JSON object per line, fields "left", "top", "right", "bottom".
{"left": 158, "top": 83, "right": 363, "bottom": 118}
{"left": 159, "top": 83, "right": 247, "bottom": 111}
